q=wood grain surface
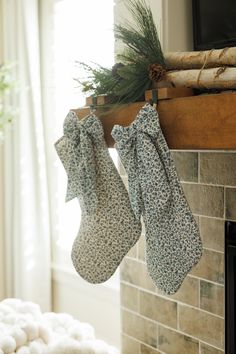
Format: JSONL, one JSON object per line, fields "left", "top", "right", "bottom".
{"left": 73, "top": 92, "right": 236, "bottom": 149}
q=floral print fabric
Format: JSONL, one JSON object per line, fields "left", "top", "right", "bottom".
{"left": 112, "top": 103, "right": 202, "bottom": 294}
{"left": 55, "top": 111, "right": 141, "bottom": 284}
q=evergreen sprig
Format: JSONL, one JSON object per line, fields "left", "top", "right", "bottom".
{"left": 115, "top": 0, "right": 165, "bottom": 66}
{"left": 75, "top": 0, "right": 165, "bottom": 104}
{"left": 74, "top": 62, "right": 120, "bottom": 97}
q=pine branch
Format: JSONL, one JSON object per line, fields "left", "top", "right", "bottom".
{"left": 114, "top": 0, "right": 165, "bottom": 67}
{"left": 74, "top": 0, "right": 165, "bottom": 105}
{"left": 74, "top": 62, "right": 120, "bottom": 96}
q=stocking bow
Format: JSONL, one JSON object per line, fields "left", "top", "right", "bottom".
{"left": 112, "top": 104, "right": 171, "bottom": 220}
{"left": 55, "top": 112, "right": 104, "bottom": 214}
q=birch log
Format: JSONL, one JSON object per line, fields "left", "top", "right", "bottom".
{"left": 165, "top": 47, "right": 236, "bottom": 70}
{"left": 163, "top": 67, "right": 236, "bottom": 89}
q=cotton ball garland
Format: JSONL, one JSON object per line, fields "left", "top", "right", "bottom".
{"left": 16, "top": 346, "right": 31, "bottom": 354}
{"left": 88, "top": 340, "right": 118, "bottom": 354}
{"left": 56, "top": 313, "right": 73, "bottom": 329}
{"left": 79, "top": 339, "right": 114, "bottom": 354}
{"left": 47, "top": 337, "right": 80, "bottom": 354}
{"left": 0, "top": 336, "right": 16, "bottom": 354}
{"left": 19, "top": 303, "right": 41, "bottom": 320}
{"left": 42, "top": 313, "right": 58, "bottom": 330}
{"left": 78, "top": 341, "right": 100, "bottom": 354}
{"left": 21, "top": 322, "right": 39, "bottom": 341}
{"left": 78, "top": 323, "right": 95, "bottom": 341}
{"left": 0, "top": 298, "right": 119, "bottom": 354}
{"left": 0, "top": 304, "right": 14, "bottom": 316}
{"left": 68, "top": 322, "right": 94, "bottom": 341}
{"left": 10, "top": 327, "right": 27, "bottom": 348}
{"left": 4, "top": 314, "right": 17, "bottom": 325}
{"left": 29, "top": 341, "right": 44, "bottom": 354}
{"left": 0, "top": 323, "right": 7, "bottom": 335}
{"left": 38, "top": 324, "right": 51, "bottom": 344}
{"left": 2, "top": 299, "right": 22, "bottom": 309}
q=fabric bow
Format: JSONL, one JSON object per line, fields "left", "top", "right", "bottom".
{"left": 112, "top": 103, "right": 171, "bottom": 220}
{"left": 55, "top": 112, "right": 104, "bottom": 214}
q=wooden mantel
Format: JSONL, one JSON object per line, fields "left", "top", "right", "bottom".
{"left": 74, "top": 92, "right": 236, "bottom": 150}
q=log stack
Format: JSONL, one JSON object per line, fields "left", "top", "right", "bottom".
{"left": 158, "top": 47, "right": 236, "bottom": 90}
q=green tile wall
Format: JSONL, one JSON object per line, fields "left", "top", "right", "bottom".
{"left": 120, "top": 152, "right": 236, "bottom": 354}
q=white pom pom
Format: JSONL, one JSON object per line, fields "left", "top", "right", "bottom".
{"left": 68, "top": 322, "right": 95, "bottom": 341}
{"left": 0, "top": 304, "right": 14, "bottom": 316}
{"left": 80, "top": 323, "right": 95, "bottom": 340}
{"left": 21, "top": 322, "right": 39, "bottom": 341}
{"left": 68, "top": 324, "right": 84, "bottom": 341}
{"left": 4, "top": 314, "right": 17, "bottom": 325}
{"left": 16, "top": 346, "right": 31, "bottom": 354}
{"left": 47, "top": 337, "right": 80, "bottom": 354}
{"left": 10, "top": 327, "right": 27, "bottom": 348}
{"left": 38, "top": 324, "right": 51, "bottom": 344}
{"left": 2, "top": 299, "right": 22, "bottom": 309}
{"left": 0, "top": 336, "right": 17, "bottom": 354}
{"left": 19, "top": 302, "right": 41, "bottom": 320}
{"left": 78, "top": 341, "right": 96, "bottom": 354}
{"left": 29, "top": 341, "right": 43, "bottom": 354}
{"left": 42, "top": 313, "right": 58, "bottom": 330}
{"left": 56, "top": 313, "right": 73, "bottom": 327}
{"left": 80, "top": 340, "right": 117, "bottom": 354}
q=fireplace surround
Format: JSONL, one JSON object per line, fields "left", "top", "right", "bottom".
{"left": 120, "top": 151, "right": 236, "bottom": 354}
{"left": 225, "top": 220, "right": 236, "bottom": 354}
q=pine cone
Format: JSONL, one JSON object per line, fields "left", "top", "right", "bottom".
{"left": 149, "top": 64, "right": 166, "bottom": 82}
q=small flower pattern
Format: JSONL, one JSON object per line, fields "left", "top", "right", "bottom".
{"left": 112, "top": 103, "right": 202, "bottom": 294}
{"left": 55, "top": 111, "right": 142, "bottom": 284}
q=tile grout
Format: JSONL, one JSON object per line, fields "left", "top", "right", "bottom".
{"left": 122, "top": 332, "right": 165, "bottom": 354}
{"left": 122, "top": 279, "right": 224, "bottom": 321}
{"left": 121, "top": 310, "right": 224, "bottom": 352}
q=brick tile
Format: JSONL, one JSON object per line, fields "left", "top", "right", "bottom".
{"left": 140, "top": 343, "right": 161, "bottom": 354}
{"left": 158, "top": 276, "right": 199, "bottom": 307}
{"left": 172, "top": 151, "right": 198, "bottom": 182}
{"left": 182, "top": 184, "right": 224, "bottom": 217}
{"left": 121, "top": 283, "right": 139, "bottom": 312}
{"left": 179, "top": 305, "right": 224, "bottom": 349}
{"left": 120, "top": 258, "right": 156, "bottom": 292}
{"left": 158, "top": 325, "right": 199, "bottom": 354}
{"left": 122, "top": 334, "right": 140, "bottom": 354}
{"left": 200, "top": 280, "right": 224, "bottom": 317}
{"left": 191, "top": 249, "right": 224, "bottom": 284}
{"left": 200, "top": 342, "right": 224, "bottom": 354}
{"left": 200, "top": 152, "right": 236, "bottom": 185}
{"left": 122, "top": 309, "right": 157, "bottom": 348}
{"left": 200, "top": 217, "right": 224, "bottom": 252}
{"left": 140, "top": 291, "right": 177, "bottom": 329}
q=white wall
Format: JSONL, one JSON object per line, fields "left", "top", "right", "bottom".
{"left": 162, "top": 0, "right": 193, "bottom": 52}
{"left": 52, "top": 266, "right": 121, "bottom": 349}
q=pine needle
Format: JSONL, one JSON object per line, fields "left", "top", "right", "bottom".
{"left": 74, "top": 0, "right": 165, "bottom": 105}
